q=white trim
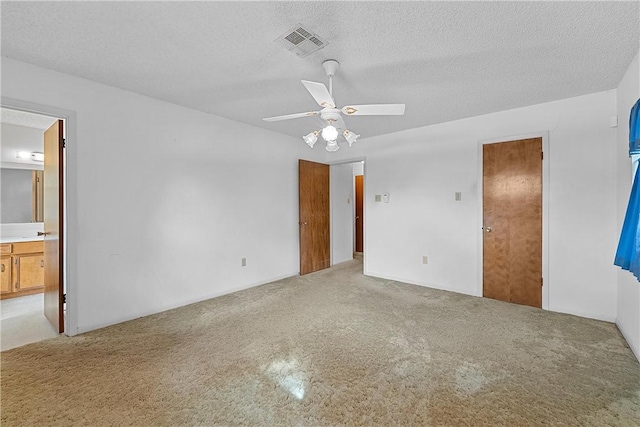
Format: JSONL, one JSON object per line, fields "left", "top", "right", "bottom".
{"left": 616, "top": 320, "right": 640, "bottom": 362}
{"left": 366, "top": 271, "right": 478, "bottom": 298}
{"left": 75, "top": 271, "right": 299, "bottom": 335}
{"left": 476, "top": 131, "right": 550, "bottom": 310}
{"left": 2, "top": 97, "right": 78, "bottom": 337}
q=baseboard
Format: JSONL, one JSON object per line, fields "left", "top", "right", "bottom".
{"left": 616, "top": 320, "right": 640, "bottom": 363}
{"left": 547, "top": 306, "right": 616, "bottom": 323}
{"left": 363, "top": 270, "right": 478, "bottom": 298}
{"left": 75, "top": 271, "right": 299, "bottom": 335}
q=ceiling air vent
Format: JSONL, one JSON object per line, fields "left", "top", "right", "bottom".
{"left": 275, "top": 24, "right": 328, "bottom": 58}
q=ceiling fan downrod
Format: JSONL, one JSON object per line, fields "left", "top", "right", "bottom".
{"left": 322, "top": 59, "right": 340, "bottom": 98}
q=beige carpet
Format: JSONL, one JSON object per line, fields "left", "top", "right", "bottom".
{"left": 1, "top": 259, "right": 639, "bottom": 426}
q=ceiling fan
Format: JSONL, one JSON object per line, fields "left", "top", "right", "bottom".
{"left": 263, "top": 59, "right": 405, "bottom": 152}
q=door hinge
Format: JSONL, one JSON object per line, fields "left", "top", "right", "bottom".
{"left": 62, "top": 293, "right": 67, "bottom": 304}
{"left": 541, "top": 277, "right": 544, "bottom": 287}
{"left": 62, "top": 138, "right": 66, "bottom": 148}
{"left": 541, "top": 151, "right": 544, "bottom": 160}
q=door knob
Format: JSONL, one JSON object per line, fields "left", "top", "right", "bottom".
{"left": 484, "top": 226, "right": 493, "bottom": 233}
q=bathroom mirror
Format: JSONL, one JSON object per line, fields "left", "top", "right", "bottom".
{"left": 1, "top": 167, "right": 44, "bottom": 224}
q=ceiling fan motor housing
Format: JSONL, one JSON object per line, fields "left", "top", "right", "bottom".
{"left": 320, "top": 108, "right": 341, "bottom": 123}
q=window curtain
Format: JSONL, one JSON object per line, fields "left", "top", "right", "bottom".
{"left": 614, "top": 99, "right": 640, "bottom": 279}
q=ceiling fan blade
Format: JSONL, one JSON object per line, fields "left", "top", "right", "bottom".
{"left": 301, "top": 80, "right": 335, "bottom": 108}
{"left": 341, "top": 104, "right": 405, "bottom": 116}
{"left": 263, "top": 111, "right": 319, "bottom": 122}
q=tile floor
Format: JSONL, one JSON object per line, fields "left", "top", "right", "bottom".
{"left": 1, "top": 294, "right": 59, "bottom": 351}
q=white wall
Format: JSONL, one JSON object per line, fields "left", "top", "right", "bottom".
{"left": 330, "top": 163, "right": 354, "bottom": 265}
{"left": 327, "top": 90, "right": 619, "bottom": 322}
{"left": 2, "top": 57, "right": 324, "bottom": 334}
{"left": 1, "top": 123, "right": 45, "bottom": 169}
{"left": 616, "top": 51, "right": 640, "bottom": 361}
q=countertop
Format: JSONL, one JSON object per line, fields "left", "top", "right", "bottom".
{"left": 0, "top": 236, "right": 44, "bottom": 244}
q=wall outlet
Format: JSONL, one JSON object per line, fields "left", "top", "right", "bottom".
{"left": 422, "top": 255, "right": 428, "bottom": 264}
{"left": 241, "top": 258, "right": 247, "bottom": 267}
{"left": 375, "top": 195, "right": 382, "bottom": 202}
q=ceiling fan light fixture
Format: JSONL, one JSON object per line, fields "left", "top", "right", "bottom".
{"left": 303, "top": 131, "right": 319, "bottom": 148}
{"left": 325, "top": 140, "right": 340, "bottom": 152}
{"left": 321, "top": 125, "right": 338, "bottom": 143}
{"left": 343, "top": 129, "right": 360, "bottom": 146}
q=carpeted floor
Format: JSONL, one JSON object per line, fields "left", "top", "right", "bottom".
{"left": 1, "top": 259, "right": 639, "bottom": 426}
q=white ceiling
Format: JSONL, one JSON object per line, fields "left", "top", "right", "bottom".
{"left": 1, "top": 1, "right": 638, "bottom": 140}
{"left": 1, "top": 108, "right": 57, "bottom": 130}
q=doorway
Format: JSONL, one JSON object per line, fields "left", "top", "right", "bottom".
{"left": 299, "top": 159, "right": 366, "bottom": 275}
{"left": 482, "top": 137, "right": 543, "bottom": 308}
{"left": 0, "top": 106, "right": 66, "bottom": 350}
{"left": 328, "top": 160, "right": 365, "bottom": 266}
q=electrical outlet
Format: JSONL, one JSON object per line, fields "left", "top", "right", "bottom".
{"left": 241, "top": 258, "right": 247, "bottom": 267}
{"left": 422, "top": 256, "right": 428, "bottom": 264}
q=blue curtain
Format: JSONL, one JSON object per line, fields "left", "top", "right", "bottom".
{"left": 631, "top": 99, "right": 640, "bottom": 154}
{"left": 615, "top": 98, "right": 640, "bottom": 279}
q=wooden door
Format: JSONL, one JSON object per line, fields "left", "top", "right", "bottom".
{"left": 299, "top": 159, "right": 330, "bottom": 275}
{"left": 355, "top": 175, "right": 364, "bottom": 253}
{"left": 44, "top": 120, "right": 64, "bottom": 333}
{"left": 483, "top": 138, "right": 542, "bottom": 308}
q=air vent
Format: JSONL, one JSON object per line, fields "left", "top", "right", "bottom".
{"left": 275, "top": 24, "right": 328, "bottom": 58}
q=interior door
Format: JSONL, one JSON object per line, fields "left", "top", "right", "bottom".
{"left": 483, "top": 137, "right": 542, "bottom": 308}
{"left": 355, "top": 175, "right": 364, "bottom": 253}
{"left": 44, "top": 120, "right": 64, "bottom": 333}
{"left": 299, "top": 159, "right": 330, "bottom": 275}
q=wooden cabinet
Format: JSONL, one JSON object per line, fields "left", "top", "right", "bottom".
{"left": 0, "top": 240, "right": 45, "bottom": 299}
{"left": 1, "top": 255, "right": 11, "bottom": 294}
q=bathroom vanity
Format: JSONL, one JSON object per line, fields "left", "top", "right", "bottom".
{"left": 1, "top": 237, "right": 44, "bottom": 299}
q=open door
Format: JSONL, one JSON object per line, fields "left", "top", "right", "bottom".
{"left": 299, "top": 159, "right": 330, "bottom": 275}
{"left": 483, "top": 138, "right": 542, "bottom": 308}
{"left": 43, "top": 120, "right": 64, "bottom": 333}
{"left": 355, "top": 175, "right": 364, "bottom": 253}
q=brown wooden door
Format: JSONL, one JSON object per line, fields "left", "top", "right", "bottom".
{"left": 483, "top": 138, "right": 542, "bottom": 308}
{"left": 355, "top": 175, "right": 364, "bottom": 253}
{"left": 299, "top": 159, "right": 330, "bottom": 275}
{"left": 44, "top": 120, "right": 64, "bottom": 333}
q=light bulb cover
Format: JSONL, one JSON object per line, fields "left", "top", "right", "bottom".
{"left": 321, "top": 125, "right": 339, "bottom": 142}
{"left": 343, "top": 130, "right": 360, "bottom": 146}
{"left": 325, "top": 140, "right": 340, "bottom": 152}
{"left": 16, "top": 151, "right": 31, "bottom": 160}
{"left": 303, "top": 131, "right": 319, "bottom": 148}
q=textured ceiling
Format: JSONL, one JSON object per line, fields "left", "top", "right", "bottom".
{"left": 1, "top": 1, "right": 638, "bottom": 140}
{"left": 1, "top": 108, "right": 57, "bottom": 130}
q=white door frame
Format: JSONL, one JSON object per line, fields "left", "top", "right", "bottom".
{"left": 476, "top": 132, "right": 550, "bottom": 310}
{"left": 2, "top": 96, "right": 78, "bottom": 336}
